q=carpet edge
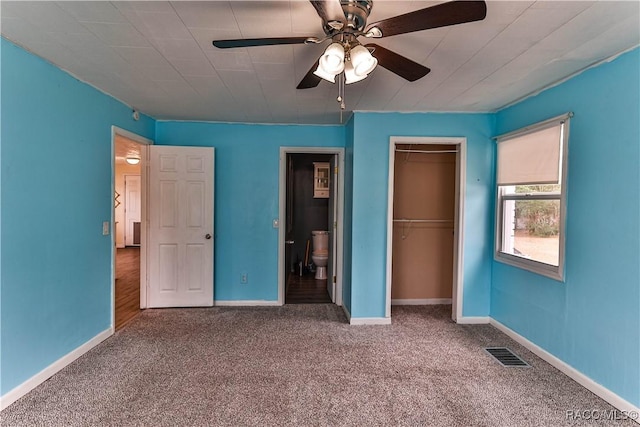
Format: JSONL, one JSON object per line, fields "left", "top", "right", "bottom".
{"left": 0, "top": 328, "right": 113, "bottom": 411}
{"left": 490, "top": 318, "right": 640, "bottom": 424}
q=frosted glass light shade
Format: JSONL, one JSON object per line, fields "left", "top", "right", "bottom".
{"left": 350, "top": 45, "right": 377, "bottom": 76}
{"left": 319, "top": 43, "right": 345, "bottom": 75}
{"left": 313, "top": 66, "right": 336, "bottom": 83}
{"left": 344, "top": 60, "right": 367, "bottom": 84}
{"left": 126, "top": 157, "right": 140, "bottom": 165}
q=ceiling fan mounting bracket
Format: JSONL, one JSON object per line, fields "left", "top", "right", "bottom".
{"left": 321, "top": 0, "right": 373, "bottom": 35}
{"left": 327, "top": 20, "right": 344, "bottom": 31}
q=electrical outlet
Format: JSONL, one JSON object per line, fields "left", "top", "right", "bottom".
{"left": 102, "top": 221, "right": 110, "bottom": 236}
{"left": 241, "top": 273, "right": 248, "bottom": 284}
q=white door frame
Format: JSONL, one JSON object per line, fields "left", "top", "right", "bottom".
{"left": 329, "top": 155, "right": 339, "bottom": 302}
{"left": 385, "top": 137, "right": 466, "bottom": 322}
{"left": 278, "top": 147, "right": 345, "bottom": 306}
{"left": 111, "top": 126, "right": 153, "bottom": 329}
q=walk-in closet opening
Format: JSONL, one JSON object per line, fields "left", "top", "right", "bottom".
{"left": 386, "top": 138, "right": 465, "bottom": 320}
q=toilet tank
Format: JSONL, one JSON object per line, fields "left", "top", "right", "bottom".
{"left": 311, "top": 230, "right": 329, "bottom": 252}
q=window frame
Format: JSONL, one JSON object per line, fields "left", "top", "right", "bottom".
{"left": 494, "top": 114, "right": 571, "bottom": 282}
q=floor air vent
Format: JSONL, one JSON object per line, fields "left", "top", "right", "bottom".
{"left": 484, "top": 347, "right": 530, "bottom": 367}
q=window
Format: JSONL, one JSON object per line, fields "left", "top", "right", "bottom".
{"left": 494, "top": 114, "right": 571, "bottom": 281}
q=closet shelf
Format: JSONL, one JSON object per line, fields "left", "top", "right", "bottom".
{"left": 393, "top": 219, "right": 452, "bottom": 223}
{"left": 395, "top": 149, "right": 457, "bottom": 154}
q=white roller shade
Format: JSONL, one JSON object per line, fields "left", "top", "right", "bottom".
{"left": 497, "top": 123, "right": 563, "bottom": 185}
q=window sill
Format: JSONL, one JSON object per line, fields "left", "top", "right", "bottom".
{"left": 494, "top": 252, "right": 565, "bottom": 282}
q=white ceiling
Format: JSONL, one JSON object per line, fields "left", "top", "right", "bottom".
{"left": 115, "top": 133, "right": 143, "bottom": 164}
{"left": 2, "top": 1, "right": 639, "bottom": 125}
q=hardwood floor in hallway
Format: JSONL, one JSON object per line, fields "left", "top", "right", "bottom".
{"left": 115, "top": 247, "right": 140, "bottom": 330}
{"left": 285, "top": 273, "right": 331, "bottom": 304}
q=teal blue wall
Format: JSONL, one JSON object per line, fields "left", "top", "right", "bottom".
{"left": 155, "top": 121, "right": 345, "bottom": 302}
{"left": 492, "top": 48, "right": 640, "bottom": 406}
{"left": 0, "top": 38, "right": 155, "bottom": 395}
{"left": 349, "top": 112, "right": 495, "bottom": 318}
{"left": 342, "top": 116, "right": 354, "bottom": 314}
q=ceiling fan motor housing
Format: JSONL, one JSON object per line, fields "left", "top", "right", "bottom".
{"left": 340, "top": 0, "right": 373, "bottom": 32}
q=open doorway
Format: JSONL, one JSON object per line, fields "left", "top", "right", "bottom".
{"left": 278, "top": 147, "right": 344, "bottom": 306}
{"left": 285, "top": 153, "right": 332, "bottom": 303}
{"left": 111, "top": 127, "right": 152, "bottom": 330}
{"left": 386, "top": 137, "right": 466, "bottom": 322}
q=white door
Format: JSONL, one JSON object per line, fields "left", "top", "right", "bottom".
{"left": 148, "top": 146, "right": 214, "bottom": 308}
{"left": 124, "top": 175, "right": 141, "bottom": 246}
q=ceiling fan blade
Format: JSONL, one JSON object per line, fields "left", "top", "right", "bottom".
{"left": 309, "top": 0, "right": 345, "bottom": 24}
{"left": 366, "top": 0, "right": 487, "bottom": 38}
{"left": 297, "top": 59, "right": 322, "bottom": 89}
{"left": 367, "top": 44, "right": 430, "bottom": 82}
{"left": 213, "top": 37, "right": 310, "bottom": 49}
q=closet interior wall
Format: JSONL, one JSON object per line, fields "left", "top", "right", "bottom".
{"left": 391, "top": 144, "right": 456, "bottom": 302}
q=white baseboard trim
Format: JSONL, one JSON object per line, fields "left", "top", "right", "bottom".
{"left": 392, "top": 298, "right": 452, "bottom": 305}
{"left": 342, "top": 305, "right": 351, "bottom": 322}
{"left": 456, "top": 316, "right": 490, "bottom": 324}
{"left": 490, "top": 319, "right": 640, "bottom": 423}
{"left": 349, "top": 317, "right": 392, "bottom": 325}
{"left": 0, "top": 328, "right": 113, "bottom": 411}
{"left": 214, "top": 300, "right": 280, "bottom": 306}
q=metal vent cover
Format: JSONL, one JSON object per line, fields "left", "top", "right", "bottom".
{"left": 484, "top": 347, "right": 530, "bottom": 367}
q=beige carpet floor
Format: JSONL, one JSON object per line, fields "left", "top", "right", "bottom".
{"left": 1, "top": 304, "right": 633, "bottom": 426}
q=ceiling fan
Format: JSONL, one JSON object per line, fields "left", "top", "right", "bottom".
{"left": 213, "top": 0, "right": 487, "bottom": 109}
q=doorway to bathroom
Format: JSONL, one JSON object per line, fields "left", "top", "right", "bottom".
{"left": 278, "top": 147, "right": 344, "bottom": 306}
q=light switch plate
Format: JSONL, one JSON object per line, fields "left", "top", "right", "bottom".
{"left": 102, "top": 221, "right": 110, "bottom": 235}
{"left": 273, "top": 219, "right": 279, "bottom": 228}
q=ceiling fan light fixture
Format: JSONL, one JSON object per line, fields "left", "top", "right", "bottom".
{"left": 319, "top": 42, "right": 345, "bottom": 75}
{"left": 344, "top": 60, "right": 367, "bottom": 84}
{"left": 313, "top": 65, "right": 337, "bottom": 83}
{"left": 350, "top": 44, "right": 378, "bottom": 76}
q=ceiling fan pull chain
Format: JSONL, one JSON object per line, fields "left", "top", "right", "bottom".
{"left": 337, "top": 73, "right": 346, "bottom": 110}
{"left": 336, "top": 73, "right": 346, "bottom": 123}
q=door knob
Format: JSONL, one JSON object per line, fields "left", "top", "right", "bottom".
{"left": 285, "top": 240, "right": 295, "bottom": 244}
{"left": 205, "top": 233, "right": 212, "bottom": 240}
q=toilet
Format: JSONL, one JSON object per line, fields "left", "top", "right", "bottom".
{"left": 311, "top": 230, "right": 329, "bottom": 280}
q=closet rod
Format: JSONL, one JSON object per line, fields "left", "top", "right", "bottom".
{"left": 396, "top": 149, "right": 457, "bottom": 154}
{"left": 393, "top": 219, "right": 452, "bottom": 223}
